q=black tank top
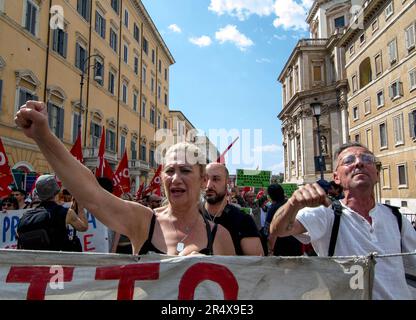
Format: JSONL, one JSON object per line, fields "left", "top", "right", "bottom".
{"left": 138, "top": 213, "right": 218, "bottom": 255}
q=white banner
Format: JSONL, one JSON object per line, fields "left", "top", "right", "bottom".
{"left": 0, "top": 250, "right": 373, "bottom": 300}
{"left": 0, "top": 209, "right": 109, "bottom": 253}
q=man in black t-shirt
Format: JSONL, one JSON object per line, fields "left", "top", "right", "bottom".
{"left": 203, "top": 163, "right": 263, "bottom": 256}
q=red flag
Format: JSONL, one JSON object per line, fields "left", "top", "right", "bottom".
{"left": 113, "top": 150, "right": 131, "bottom": 197}
{"left": 0, "top": 137, "right": 14, "bottom": 198}
{"left": 95, "top": 126, "right": 113, "bottom": 180}
{"left": 70, "top": 129, "right": 84, "bottom": 163}
{"left": 135, "top": 181, "right": 144, "bottom": 201}
{"left": 216, "top": 137, "right": 239, "bottom": 164}
{"left": 143, "top": 165, "right": 162, "bottom": 196}
{"left": 256, "top": 188, "right": 265, "bottom": 200}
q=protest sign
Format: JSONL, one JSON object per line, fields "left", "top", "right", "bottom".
{"left": 236, "top": 170, "right": 271, "bottom": 188}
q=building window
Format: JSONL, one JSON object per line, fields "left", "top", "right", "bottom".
{"left": 354, "top": 134, "right": 360, "bottom": 143}
{"left": 95, "top": 10, "right": 106, "bottom": 39}
{"left": 90, "top": 122, "right": 101, "bottom": 147}
{"left": 143, "top": 37, "right": 148, "bottom": 55}
{"left": 52, "top": 28, "right": 68, "bottom": 58}
{"left": 94, "top": 57, "right": 104, "bottom": 85}
{"left": 381, "top": 166, "right": 390, "bottom": 188}
{"left": 123, "top": 44, "right": 128, "bottom": 64}
{"left": 140, "top": 143, "right": 146, "bottom": 161}
{"left": 359, "top": 33, "right": 365, "bottom": 45}
{"left": 385, "top": 1, "right": 394, "bottom": 20}
{"left": 131, "top": 139, "right": 137, "bottom": 160}
{"left": 401, "top": 201, "right": 407, "bottom": 207}
{"left": 47, "top": 102, "right": 64, "bottom": 139}
{"left": 75, "top": 42, "right": 87, "bottom": 71}
{"left": 120, "top": 135, "right": 126, "bottom": 156}
{"left": 77, "top": 0, "right": 90, "bottom": 21}
{"left": 393, "top": 114, "right": 404, "bottom": 145}
{"left": 364, "top": 99, "right": 371, "bottom": 115}
{"left": 142, "top": 65, "right": 147, "bottom": 84}
{"left": 133, "top": 91, "right": 138, "bottom": 112}
{"left": 334, "top": 16, "right": 345, "bottom": 28}
{"left": 158, "top": 85, "right": 161, "bottom": 99}
{"left": 134, "top": 23, "right": 140, "bottom": 43}
{"left": 164, "top": 93, "right": 168, "bottom": 106}
{"left": 122, "top": 82, "right": 128, "bottom": 104}
{"left": 151, "top": 77, "right": 154, "bottom": 92}
{"left": 72, "top": 112, "right": 82, "bottom": 143}
{"left": 389, "top": 80, "right": 403, "bottom": 100}
{"left": 133, "top": 56, "right": 139, "bottom": 74}
{"left": 371, "top": 19, "right": 379, "bottom": 33}
{"left": 124, "top": 9, "right": 129, "bottom": 28}
{"left": 313, "top": 66, "right": 322, "bottom": 82}
{"left": 376, "top": 90, "right": 384, "bottom": 107}
{"left": 141, "top": 97, "right": 146, "bottom": 118}
{"left": 379, "top": 122, "right": 388, "bottom": 149}
{"left": 163, "top": 119, "right": 168, "bottom": 129}
{"left": 150, "top": 107, "right": 155, "bottom": 125}
{"left": 375, "top": 53, "right": 382, "bottom": 76}
{"left": 359, "top": 57, "right": 372, "bottom": 89}
{"left": 111, "top": 0, "right": 119, "bottom": 13}
{"left": 349, "top": 44, "right": 355, "bottom": 56}
{"left": 409, "top": 110, "right": 416, "bottom": 139}
{"left": 157, "top": 112, "right": 161, "bottom": 129}
{"left": 352, "top": 105, "right": 359, "bottom": 120}
{"left": 108, "top": 70, "right": 115, "bottom": 95}
{"left": 164, "top": 68, "right": 168, "bottom": 81}
{"left": 158, "top": 60, "right": 162, "bottom": 73}
{"left": 149, "top": 149, "right": 155, "bottom": 167}
{"left": 388, "top": 39, "right": 398, "bottom": 64}
{"left": 405, "top": 23, "right": 416, "bottom": 50}
{"left": 106, "top": 129, "right": 116, "bottom": 152}
{"left": 24, "top": 0, "right": 39, "bottom": 36}
{"left": 352, "top": 75, "right": 358, "bottom": 93}
{"left": 151, "top": 49, "right": 155, "bottom": 64}
{"left": 17, "top": 87, "right": 38, "bottom": 112}
{"left": 398, "top": 164, "right": 407, "bottom": 187}
{"left": 409, "top": 69, "right": 416, "bottom": 90}
{"left": 110, "top": 28, "right": 117, "bottom": 52}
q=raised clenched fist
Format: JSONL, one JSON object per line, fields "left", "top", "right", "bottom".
{"left": 14, "top": 100, "right": 50, "bottom": 140}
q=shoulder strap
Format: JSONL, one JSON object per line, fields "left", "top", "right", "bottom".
{"left": 383, "top": 204, "right": 402, "bottom": 233}
{"left": 201, "top": 213, "right": 216, "bottom": 255}
{"left": 328, "top": 200, "right": 343, "bottom": 257}
{"left": 147, "top": 213, "right": 157, "bottom": 242}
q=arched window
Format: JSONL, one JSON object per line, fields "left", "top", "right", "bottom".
{"left": 359, "top": 57, "right": 372, "bottom": 88}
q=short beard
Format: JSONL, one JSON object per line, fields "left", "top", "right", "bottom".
{"left": 205, "top": 190, "right": 226, "bottom": 204}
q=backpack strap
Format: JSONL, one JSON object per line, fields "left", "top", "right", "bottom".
{"left": 383, "top": 204, "right": 402, "bottom": 251}
{"left": 328, "top": 200, "right": 343, "bottom": 257}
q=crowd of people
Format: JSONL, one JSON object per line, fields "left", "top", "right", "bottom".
{"left": 0, "top": 99, "right": 414, "bottom": 299}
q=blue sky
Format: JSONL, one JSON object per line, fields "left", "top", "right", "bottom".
{"left": 142, "top": 0, "right": 312, "bottom": 174}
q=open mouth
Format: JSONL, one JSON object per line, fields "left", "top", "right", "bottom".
{"left": 170, "top": 188, "right": 186, "bottom": 196}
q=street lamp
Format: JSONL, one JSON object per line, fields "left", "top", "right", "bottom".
{"left": 311, "top": 101, "right": 325, "bottom": 181}
{"left": 79, "top": 54, "right": 102, "bottom": 146}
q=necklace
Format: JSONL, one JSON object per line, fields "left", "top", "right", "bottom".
{"left": 169, "top": 214, "right": 199, "bottom": 253}
{"left": 205, "top": 199, "right": 225, "bottom": 224}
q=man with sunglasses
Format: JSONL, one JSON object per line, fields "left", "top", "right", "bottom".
{"left": 270, "top": 142, "right": 416, "bottom": 299}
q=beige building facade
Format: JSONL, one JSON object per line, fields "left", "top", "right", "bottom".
{"left": 278, "top": 0, "right": 358, "bottom": 184}
{"left": 337, "top": 0, "right": 416, "bottom": 214}
{"left": 0, "top": 0, "right": 174, "bottom": 193}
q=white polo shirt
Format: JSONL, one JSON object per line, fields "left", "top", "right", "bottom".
{"left": 295, "top": 202, "right": 416, "bottom": 300}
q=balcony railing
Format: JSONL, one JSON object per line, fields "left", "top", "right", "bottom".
{"left": 297, "top": 39, "right": 328, "bottom": 47}
{"left": 129, "top": 160, "right": 150, "bottom": 170}
{"left": 83, "top": 148, "right": 117, "bottom": 161}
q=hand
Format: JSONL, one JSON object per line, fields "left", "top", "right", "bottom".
{"left": 288, "top": 183, "right": 332, "bottom": 210}
{"left": 14, "top": 100, "right": 49, "bottom": 140}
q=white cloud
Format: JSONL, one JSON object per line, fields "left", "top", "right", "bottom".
{"left": 272, "top": 0, "right": 311, "bottom": 31}
{"left": 189, "top": 36, "right": 212, "bottom": 47}
{"left": 168, "top": 24, "right": 182, "bottom": 33}
{"left": 268, "top": 162, "right": 285, "bottom": 174}
{"left": 209, "top": 0, "right": 274, "bottom": 21}
{"left": 256, "top": 58, "right": 271, "bottom": 63}
{"left": 215, "top": 25, "right": 254, "bottom": 51}
{"left": 273, "top": 34, "right": 287, "bottom": 40}
{"left": 252, "top": 144, "right": 282, "bottom": 153}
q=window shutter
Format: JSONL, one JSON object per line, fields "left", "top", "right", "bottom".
{"left": 95, "top": 11, "right": 99, "bottom": 32}
{"left": 399, "top": 82, "right": 403, "bottom": 96}
{"left": 31, "top": 5, "right": 37, "bottom": 35}
{"left": 86, "top": 0, "right": 90, "bottom": 22}
{"left": 389, "top": 84, "right": 393, "bottom": 99}
{"left": 75, "top": 43, "right": 80, "bottom": 68}
{"left": 102, "top": 19, "right": 106, "bottom": 39}
{"left": 58, "top": 107, "right": 64, "bottom": 139}
{"left": 52, "top": 29, "right": 58, "bottom": 51}
{"left": 47, "top": 102, "right": 52, "bottom": 128}
{"left": 410, "top": 111, "right": 416, "bottom": 138}
{"left": 63, "top": 32, "right": 68, "bottom": 58}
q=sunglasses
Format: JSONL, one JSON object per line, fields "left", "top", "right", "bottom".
{"left": 338, "top": 153, "right": 376, "bottom": 167}
{"left": 2, "top": 203, "right": 13, "bottom": 207}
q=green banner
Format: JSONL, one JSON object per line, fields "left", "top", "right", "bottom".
{"left": 281, "top": 183, "right": 298, "bottom": 198}
{"left": 240, "top": 207, "right": 252, "bottom": 215}
{"left": 236, "top": 169, "right": 271, "bottom": 188}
